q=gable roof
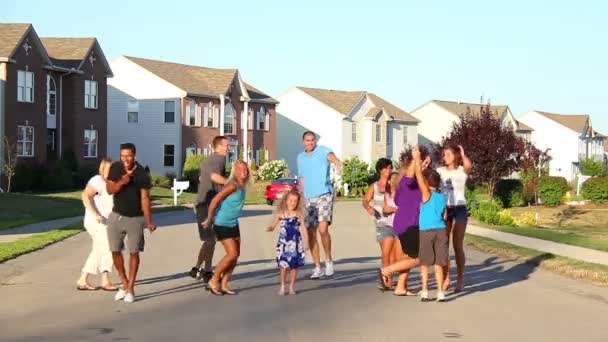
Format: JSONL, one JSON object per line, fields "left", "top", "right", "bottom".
{"left": 296, "top": 86, "right": 418, "bottom": 122}
{"left": 244, "top": 83, "right": 278, "bottom": 104}
{"left": 0, "top": 23, "right": 31, "bottom": 59}
{"left": 432, "top": 100, "right": 510, "bottom": 119}
{"left": 535, "top": 111, "right": 589, "bottom": 134}
{"left": 124, "top": 56, "right": 238, "bottom": 97}
{"left": 40, "top": 37, "right": 95, "bottom": 69}
{"left": 516, "top": 120, "right": 533, "bottom": 132}
{"left": 296, "top": 87, "right": 365, "bottom": 114}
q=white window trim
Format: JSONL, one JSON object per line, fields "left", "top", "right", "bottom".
{"left": 164, "top": 100, "right": 176, "bottom": 124}
{"left": 195, "top": 103, "right": 202, "bottom": 127}
{"left": 203, "top": 103, "right": 212, "bottom": 127}
{"left": 84, "top": 129, "right": 98, "bottom": 158}
{"left": 47, "top": 75, "right": 56, "bottom": 115}
{"left": 402, "top": 125, "right": 408, "bottom": 146}
{"left": 248, "top": 108, "right": 254, "bottom": 131}
{"left": 224, "top": 103, "right": 236, "bottom": 135}
{"left": 84, "top": 80, "right": 98, "bottom": 109}
{"left": 17, "top": 70, "right": 34, "bottom": 103}
{"left": 17, "top": 125, "right": 35, "bottom": 157}
{"left": 375, "top": 124, "right": 382, "bottom": 143}
{"left": 127, "top": 100, "right": 139, "bottom": 123}
{"left": 351, "top": 122, "right": 357, "bottom": 143}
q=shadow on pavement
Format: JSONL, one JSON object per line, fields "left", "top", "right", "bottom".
{"left": 134, "top": 254, "right": 547, "bottom": 302}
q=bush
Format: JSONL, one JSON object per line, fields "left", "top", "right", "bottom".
{"left": 514, "top": 211, "right": 538, "bottom": 227}
{"left": 342, "top": 157, "right": 370, "bottom": 194}
{"left": 13, "top": 162, "right": 41, "bottom": 192}
{"left": 471, "top": 201, "right": 501, "bottom": 225}
{"left": 581, "top": 177, "right": 608, "bottom": 204}
{"left": 45, "top": 162, "right": 75, "bottom": 191}
{"left": 497, "top": 209, "right": 515, "bottom": 226}
{"left": 495, "top": 179, "right": 524, "bottom": 208}
{"left": 183, "top": 154, "right": 207, "bottom": 191}
{"left": 581, "top": 158, "right": 604, "bottom": 177}
{"left": 151, "top": 173, "right": 172, "bottom": 188}
{"left": 75, "top": 163, "right": 98, "bottom": 187}
{"left": 538, "top": 176, "right": 569, "bottom": 206}
{"left": 254, "top": 160, "right": 288, "bottom": 181}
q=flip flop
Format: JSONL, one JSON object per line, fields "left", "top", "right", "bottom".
{"left": 221, "top": 288, "right": 237, "bottom": 295}
{"left": 76, "top": 284, "right": 99, "bottom": 291}
{"left": 377, "top": 269, "right": 389, "bottom": 291}
{"left": 393, "top": 290, "right": 417, "bottom": 297}
{"left": 207, "top": 282, "right": 223, "bottom": 296}
{"left": 101, "top": 285, "right": 119, "bottom": 291}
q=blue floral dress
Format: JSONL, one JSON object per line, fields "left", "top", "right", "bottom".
{"left": 276, "top": 216, "right": 306, "bottom": 269}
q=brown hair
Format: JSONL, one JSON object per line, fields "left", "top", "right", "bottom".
{"left": 302, "top": 131, "right": 316, "bottom": 140}
{"left": 442, "top": 144, "right": 463, "bottom": 167}
{"left": 400, "top": 145, "right": 430, "bottom": 169}
{"left": 228, "top": 160, "right": 251, "bottom": 187}
{"left": 424, "top": 168, "right": 441, "bottom": 189}
{"left": 98, "top": 158, "right": 112, "bottom": 176}
{"left": 212, "top": 136, "right": 228, "bottom": 149}
{"left": 386, "top": 171, "right": 400, "bottom": 195}
{"left": 277, "top": 189, "right": 303, "bottom": 214}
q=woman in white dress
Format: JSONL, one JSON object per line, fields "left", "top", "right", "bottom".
{"left": 76, "top": 158, "right": 118, "bottom": 291}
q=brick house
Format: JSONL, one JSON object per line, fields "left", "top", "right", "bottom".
{"left": 0, "top": 23, "right": 112, "bottom": 187}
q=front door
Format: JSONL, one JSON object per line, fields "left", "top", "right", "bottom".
{"left": 47, "top": 129, "right": 57, "bottom": 161}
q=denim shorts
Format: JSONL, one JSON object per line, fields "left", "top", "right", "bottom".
{"left": 447, "top": 205, "right": 468, "bottom": 222}
{"left": 375, "top": 225, "right": 396, "bottom": 243}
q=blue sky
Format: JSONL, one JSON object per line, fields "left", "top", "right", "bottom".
{"left": 3, "top": 0, "right": 607, "bottom": 131}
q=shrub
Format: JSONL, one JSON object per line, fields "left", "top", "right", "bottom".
{"left": 45, "top": 162, "right": 75, "bottom": 191}
{"left": 342, "top": 157, "right": 370, "bottom": 193}
{"left": 471, "top": 201, "right": 501, "bottom": 225}
{"left": 538, "top": 176, "right": 569, "bottom": 206}
{"left": 495, "top": 179, "right": 524, "bottom": 208}
{"left": 259, "top": 150, "right": 267, "bottom": 166}
{"left": 13, "top": 162, "right": 41, "bottom": 192}
{"left": 581, "top": 177, "right": 608, "bottom": 204}
{"left": 514, "top": 211, "right": 538, "bottom": 227}
{"left": 151, "top": 173, "right": 172, "bottom": 188}
{"left": 183, "top": 154, "right": 207, "bottom": 191}
{"left": 75, "top": 163, "right": 98, "bottom": 187}
{"left": 497, "top": 209, "right": 515, "bottom": 226}
{"left": 255, "top": 160, "right": 288, "bottom": 181}
{"left": 580, "top": 158, "right": 604, "bottom": 177}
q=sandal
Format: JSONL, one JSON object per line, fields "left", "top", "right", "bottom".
{"left": 377, "top": 269, "right": 390, "bottom": 291}
{"left": 393, "top": 290, "right": 417, "bottom": 296}
{"left": 221, "top": 288, "right": 237, "bottom": 295}
{"left": 207, "top": 280, "right": 223, "bottom": 296}
{"left": 76, "top": 284, "right": 99, "bottom": 291}
{"left": 101, "top": 285, "right": 119, "bottom": 291}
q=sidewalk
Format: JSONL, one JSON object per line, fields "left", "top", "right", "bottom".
{"left": 467, "top": 224, "right": 608, "bottom": 266}
{"left": 0, "top": 204, "right": 193, "bottom": 243}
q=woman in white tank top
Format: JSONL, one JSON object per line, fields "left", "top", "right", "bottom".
{"left": 437, "top": 144, "right": 472, "bottom": 292}
{"left": 363, "top": 159, "right": 396, "bottom": 276}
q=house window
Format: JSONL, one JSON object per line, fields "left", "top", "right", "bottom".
{"left": 376, "top": 124, "right": 381, "bottom": 142}
{"left": 351, "top": 122, "right": 357, "bottom": 143}
{"left": 188, "top": 101, "right": 196, "bottom": 126}
{"left": 213, "top": 103, "right": 219, "bottom": 127}
{"left": 224, "top": 103, "right": 235, "bottom": 135}
{"left": 47, "top": 75, "right": 56, "bottom": 115}
{"left": 127, "top": 100, "right": 138, "bottom": 123}
{"left": 17, "top": 70, "right": 34, "bottom": 103}
{"left": 84, "top": 80, "right": 98, "bottom": 109}
{"left": 203, "top": 103, "right": 211, "bottom": 127}
{"left": 17, "top": 125, "right": 34, "bottom": 157}
{"left": 164, "top": 145, "right": 175, "bottom": 167}
{"left": 387, "top": 126, "right": 392, "bottom": 145}
{"left": 164, "top": 101, "right": 175, "bottom": 123}
{"left": 402, "top": 125, "right": 408, "bottom": 146}
{"left": 84, "top": 129, "right": 98, "bottom": 158}
{"left": 248, "top": 108, "right": 254, "bottom": 130}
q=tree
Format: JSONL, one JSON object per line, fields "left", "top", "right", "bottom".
{"left": 2, "top": 136, "right": 19, "bottom": 192}
{"left": 342, "top": 157, "right": 370, "bottom": 196}
{"left": 580, "top": 158, "right": 604, "bottom": 176}
{"left": 439, "top": 103, "right": 528, "bottom": 197}
{"left": 520, "top": 144, "right": 551, "bottom": 204}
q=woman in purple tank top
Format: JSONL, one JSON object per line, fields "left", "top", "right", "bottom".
{"left": 379, "top": 146, "right": 431, "bottom": 295}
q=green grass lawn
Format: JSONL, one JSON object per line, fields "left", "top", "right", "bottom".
{"left": 151, "top": 181, "right": 270, "bottom": 206}
{"left": 0, "top": 224, "right": 83, "bottom": 262}
{"left": 465, "top": 234, "right": 608, "bottom": 287}
{"left": 0, "top": 193, "right": 84, "bottom": 230}
{"left": 473, "top": 206, "right": 608, "bottom": 252}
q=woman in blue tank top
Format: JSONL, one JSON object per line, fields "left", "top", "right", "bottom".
{"left": 202, "top": 160, "right": 249, "bottom": 295}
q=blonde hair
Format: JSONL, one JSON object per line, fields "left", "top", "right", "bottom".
{"left": 277, "top": 189, "right": 303, "bottom": 216}
{"left": 98, "top": 158, "right": 112, "bottom": 176}
{"left": 227, "top": 160, "right": 251, "bottom": 188}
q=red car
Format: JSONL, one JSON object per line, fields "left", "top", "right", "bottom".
{"left": 265, "top": 178, "right": 298, "bottom": 205}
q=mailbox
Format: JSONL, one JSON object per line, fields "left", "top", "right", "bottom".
{"left": 171, "top": 179, "right": 190, "bottom": 205}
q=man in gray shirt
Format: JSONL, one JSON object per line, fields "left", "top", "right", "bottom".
{"left": 188, "top": 136, "right": 229, "bottom": 283}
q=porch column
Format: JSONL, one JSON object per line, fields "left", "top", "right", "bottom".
{"left": 243, "top": 100, "right": 249, "bottom": 162}
{"left": 219, "top": 94, "right": 225, "bottom": 136}
{"left": 0, "top": 63, "right": 6, "bottom": 180}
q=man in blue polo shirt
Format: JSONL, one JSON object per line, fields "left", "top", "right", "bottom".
{"left": 297, "top": 131, "right": 342, "bottom": 279}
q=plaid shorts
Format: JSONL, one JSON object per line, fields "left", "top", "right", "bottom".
{"left": 305, "top": 193, "right": 334, "bottom": 229}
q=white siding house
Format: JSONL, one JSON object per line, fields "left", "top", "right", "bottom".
{"left": 277, "top": 87, "right": 418, "bottom": 174}
{"left": 108, "top": 56, "right": 184, "bottom": 175}
{"left": 411, "top": 100, "right": 533, "bottom": 145}
{"left": 518, "top": 111, "right": 605, "bottom": 182}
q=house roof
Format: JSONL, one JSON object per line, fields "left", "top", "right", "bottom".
{"left": 0, "top": 23, "right": 31, "bottom": 59}
{"left": 124, "top": 56, "right": 239, "bottom": 97}
{"left": 296, "top": 86, "right": 417, "bottom": 122}
{"left": 296, "top": 87, "right": 365, "bottom": 114}
{"left": 40, "top": 37, "right": 96, "bottom": 69}
{"left": 244, "top": 82, "right": 278, "bottom": 104}
{"left": 432, "top": 100, "right": 510, "bottom": 118}
{"left": 535, "top": 111, "right": 589, "bottom": 134}
{"left": 516, "top": 120, "right": 533, "bottom": 132}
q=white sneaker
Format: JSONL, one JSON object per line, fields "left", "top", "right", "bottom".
{"left": 436, "top": 291, "right": 446, "bottom": 302}
{"left": 310, "top": 267, "right": 323, "bottom": 279}
{"left": 123, "top": 292, "right": 135, "bottom": 303}
{"left": 115, "top": 288, "right": 127, "bottom": 301}
{"left": 324, "top": 261, "right": 334, "bottom": 277}
{"left": 419, "top": 290, "right": 429, "bottom": 301}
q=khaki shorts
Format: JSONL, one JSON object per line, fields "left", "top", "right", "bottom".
{"left": 419, "top": 228, "right": 449, "bottom": 266}
{"left": 107, "top": 212, "right": 146, "bottom": 253}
